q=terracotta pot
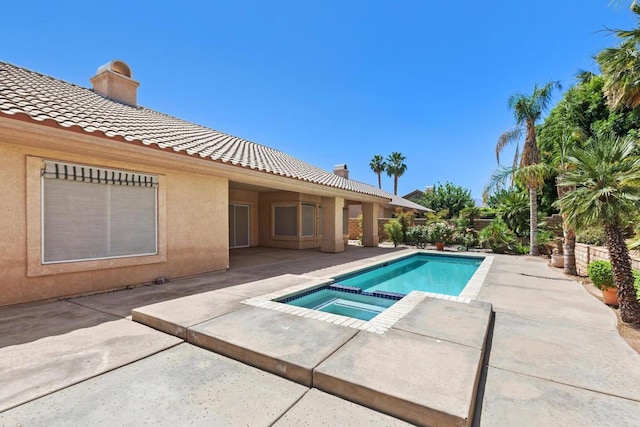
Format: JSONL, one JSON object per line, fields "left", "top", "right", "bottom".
{"left": 435, "top": 242, "right": 445, "bottom": 251}
{"left": 602, "top": 287, "right": 618, "bottom": 306}
{"left": 551, "top": 253, "right": 564, "bottom": 268}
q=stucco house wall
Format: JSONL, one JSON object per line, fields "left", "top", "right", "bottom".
{"left": 0, "top": 126, "right": 229, "bottom": 306}
{"left": 0, "top": 60, "right": 393, "bottom": 306}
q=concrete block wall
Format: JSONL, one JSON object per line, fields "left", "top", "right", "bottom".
{"left": 575, "top": 243, "right": 640, "bottom": 276}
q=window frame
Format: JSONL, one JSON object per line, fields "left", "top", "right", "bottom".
{"left": 26, "top": 156, "right": 167, "bottom": 277}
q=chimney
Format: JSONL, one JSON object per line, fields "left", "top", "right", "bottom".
{"left": 333, "top": 164, "right": 349, "bottom": 179}
{"left": 90, "top": 60, "right": 139, "bottom": 105}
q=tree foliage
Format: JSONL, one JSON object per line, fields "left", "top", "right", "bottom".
{"left": 369, "top": 154, "right": 387, "bottom": 189}
{"left": 555, "top": 134, "right": 640, "bottom": 323}
{"left": 385, "top": 152, "right": 407, "bottom": 195}
{"left": 419, "top": 181, "right": 474, "bottom": 219}
{"left": 597, "top": 4, "right": 640, "bottom": 110}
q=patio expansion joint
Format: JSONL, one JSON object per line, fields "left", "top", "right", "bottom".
{"left": 487, "top": 365, "right": 640, "bottom": 404}
{"left": 64, "top": 299, "right": 127, "bottom": 321}
{"left": 390, "top": 326, "right": 487, "bottom": 351}
{"left": 310, "top": 331, "right": 363, "bottom": 389}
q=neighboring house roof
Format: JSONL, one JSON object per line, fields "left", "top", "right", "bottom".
{"left": 402, "top": 189, "right": 425, "bottom": 201}
{"left": 0, "top": 61, "right": 391, "bottom": 200}
{"left": 388, "top": 194, "right": 432, "bottom": 212}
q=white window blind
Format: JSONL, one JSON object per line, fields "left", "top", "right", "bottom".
{"left": 301, "top": 204, "right": 315, "bottom": 237}
{"left": 274, "top": 206, "right": 297, "bottom": 236}
{"left": 42, "top": 161, "right": 158, "bottom": 263}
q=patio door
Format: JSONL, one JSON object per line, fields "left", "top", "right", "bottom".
{"left": 229, "top": 204, "right": 250, "bottom": 248}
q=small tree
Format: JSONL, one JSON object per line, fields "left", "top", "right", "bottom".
{"left": 383, "top": 219, "right": 404, "bottom": 247}
{"left": 393, "top": 207, "right": 415, "bottom": 243}
{"left": 420, "top": 182, "right": 474, "bottom": 218}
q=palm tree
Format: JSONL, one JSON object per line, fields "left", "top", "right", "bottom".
{"left": 496, "top": 81, "right": 561, "bottom": 255}
{"left": 369, "top": 155, "right": 386, "bottom": 189}
{"left": 555, "top": 134, "right": 640, "bottom": 324}
{"left": 385, "top": 152, "right": 407, "bottom": 195}
{"left": 596, "top": 3, "right": 640, "bottom": 110}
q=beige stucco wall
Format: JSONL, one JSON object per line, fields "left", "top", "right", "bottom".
{"left": 0, "top": 139, "right": 228, "bottom": 306}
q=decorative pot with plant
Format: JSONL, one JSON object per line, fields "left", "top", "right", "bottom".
{"left": 587, "top": 260, "right": 618, "bottom": 306}
{"left": 428, "top": 222, "right": 454, "bottom": 251}
{"left": 551, "top": 238, "right": 564, "bottom": 268}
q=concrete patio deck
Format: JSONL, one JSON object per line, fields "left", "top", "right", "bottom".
{"left": 1, "top": 246, "right": 640, "bottom": 426}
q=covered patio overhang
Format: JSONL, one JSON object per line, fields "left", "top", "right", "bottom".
{"left": 228, "top": 175, "right": 389, "bottom": 254}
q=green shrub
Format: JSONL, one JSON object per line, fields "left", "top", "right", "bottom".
{"left": 514, "top": 242, "right": 529, "bottom": 255}
{"left": 393, "top": 208, "right": 415, "bottom": 243}
{"left": 587, "top": 260, "right": 615, "bottom": 290}
{"left": 454, "top": 230, "right": 478, "bottom": 251}
{"left": 478, "top": 218, "right": 516, "bottom": 254}
{"left": 477, "top": 207, "right": 496, "bottom": 219}
{"left": 384, "top": 219, "right": 404, "bottom": 247}
{"left": 536, "top": 229, "right": 556, "bottom": 255}
{"left": 407, "top": 225, "right": 429, "bottom": 249}
{"left": 427, "top": 222, "right": 455, "bottom": 244}
{"left": 634, "top": 270, "right": 640, "bottom": 301}
{"left": 576, "top": 228, "right": 606, "bottom": 246}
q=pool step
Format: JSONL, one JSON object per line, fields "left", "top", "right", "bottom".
{"left": 313, "top": 298, "right": 385, "bottom": 315}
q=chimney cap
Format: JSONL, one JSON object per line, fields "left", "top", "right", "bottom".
{"left": 333, "top": 164, "right": 348, "bottom": 170}
{"left": 96, "top": 60, "right": 133, "bottom": 78}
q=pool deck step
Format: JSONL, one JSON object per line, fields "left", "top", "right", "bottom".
{"left": 187, "top": 306, "right": 358, "bottom": 386}
{"left": 141, "top": 292, "right": 493, "bottom": 426}
{"left": 314, "top": 298, "right": 492, "bottom": 426}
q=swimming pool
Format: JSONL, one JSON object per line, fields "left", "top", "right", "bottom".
{"left": 278, "top": 253, "right": 484, "bottom": 321}
{"left": 334, "top": 253, "right": 482, "bottom": 297}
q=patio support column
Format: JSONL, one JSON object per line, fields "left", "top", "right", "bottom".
{"left": 321, "top": 196, "right": 345, "bottom": 253}
{"left": 361, "top": 202, "right": 379, "bottom": 247}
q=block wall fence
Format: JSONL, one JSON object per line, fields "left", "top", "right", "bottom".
{"left": 575, "top": 243, "right": 640, "bottom": 276}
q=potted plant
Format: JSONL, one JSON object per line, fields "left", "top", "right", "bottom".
{"left": 587, "top": 260, "right": 617, "bottom": 306}
{"left": 428, "top": 222, "right": 454, "bottom": 251}
{"left": 551, "top": 238, "right": 564, "bottom": 268}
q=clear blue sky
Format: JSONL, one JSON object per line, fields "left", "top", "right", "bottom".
{"left": 2, "top": 1, "right": 636, "bottom": 200}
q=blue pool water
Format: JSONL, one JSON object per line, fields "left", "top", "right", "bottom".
{"left": 335, "top": 253, "right": 482, "bottom": 297}
{"left": 278, "top": 254, "right": 483, "bottom": 321}
{"left": 283, "top": 288, "right": 397, "bottom": 321}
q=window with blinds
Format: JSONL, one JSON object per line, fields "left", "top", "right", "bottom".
{"left": 301, "top": 203, "right": 315, "bottom": 237}
{"left": 41, "top": 161, "right": 158, "bottom": 263}
{"left": 273, "top": 205, "right": 297, "bottom": 237}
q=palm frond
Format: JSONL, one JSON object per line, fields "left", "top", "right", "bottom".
{"left": 496, "top": 127, "right": 523, "bottom": 164}
{"left": 482, "top": 166, "right": 517, "bottom": 201}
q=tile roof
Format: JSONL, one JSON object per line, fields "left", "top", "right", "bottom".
{"left": 388, "top": 194, "right": 432, "bottom": 212}
{"left": 0, "top": 61, "right": 391, "bottom": 200}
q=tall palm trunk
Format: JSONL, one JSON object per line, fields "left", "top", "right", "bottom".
{"left": 528, "top": 184, "right": 539, "bottom": 256}
{"left": 556, "top": 177, "right": 577, "bottom": 275}
{"left": 604, "top": 220, "right": 640, "bottom": 323}
{"left": 377, "top": 173, "right": 382, "bottom": 189}
{"left": 393, "top": 175, "right": 398, "bottom": 195}
{"left": 563, "top": 228, "right": 577, "bottom": 275}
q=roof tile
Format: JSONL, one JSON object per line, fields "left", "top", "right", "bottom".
{"left": 0, "top": 61, "right": 393, "bottom": 199}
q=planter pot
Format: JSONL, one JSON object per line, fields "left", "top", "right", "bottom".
{"left": 435, "top": 242, "right": 445, "bottom": 251}
{"left": 551, "top": 253, "right": 564, "bottom": 268}
{"left": 602, "top": 287, "right": 618, "bottom": 306}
